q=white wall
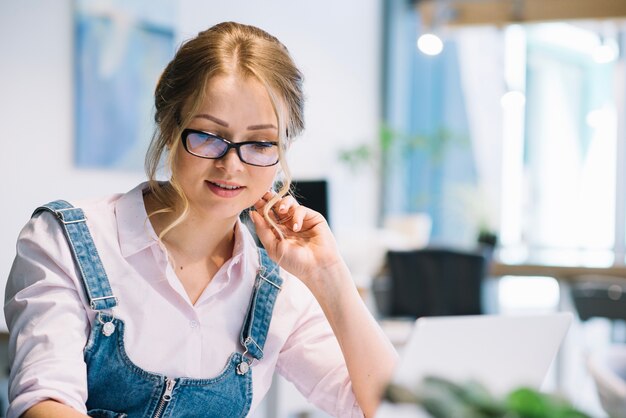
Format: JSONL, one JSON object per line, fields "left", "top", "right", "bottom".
{"left": 0, "top": 0, "right": 382, "bottom": 329}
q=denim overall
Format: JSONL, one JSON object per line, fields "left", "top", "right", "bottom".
{"left": 35, "top": 200, "right": 283, "bottom": 418}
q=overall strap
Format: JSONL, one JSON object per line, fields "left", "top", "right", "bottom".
{"left": 33, "top": 200, "right": 118, "bottom": 311}
{"left": 240, "top": 248, "right": 283, "bottom": 360}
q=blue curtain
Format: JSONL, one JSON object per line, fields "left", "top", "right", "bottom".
{"left": 382, "top": 0, "right": 477, "bottom": 244}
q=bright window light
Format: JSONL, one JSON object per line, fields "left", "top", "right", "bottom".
{"left": 417, "top": 33, "right": 443, "bottom": 56}
{"left": 593, "top": 39, "right": 619, "bottom": 64}
{"left": 500, "top": 91, "right": 526, "bottom": 109}
{"left": 586, "top": 106, "right": 612, "bottom": 129}
{"left": 498, "top": 276, "right": 560, "bottom": 312}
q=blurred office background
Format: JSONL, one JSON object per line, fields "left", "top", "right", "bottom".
{"left": 2, "top": 0, "right": 626, "bottom": 417}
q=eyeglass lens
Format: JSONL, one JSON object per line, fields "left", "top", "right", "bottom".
{"left": 185, "top": 131, "right": 279, "bottom": 166}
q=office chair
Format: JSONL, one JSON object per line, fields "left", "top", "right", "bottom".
{"left": 384, "top": 248, "right": 487, "bottom": 318}
{"left": 570, "top": 277, "right": 626, "bottom": 342}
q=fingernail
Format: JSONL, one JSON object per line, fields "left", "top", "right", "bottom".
{"left": 293, "top": 223, "right": 299, "bottom": 232}
{"left": 279, "top": 205, "right": 286, "bottom": 213}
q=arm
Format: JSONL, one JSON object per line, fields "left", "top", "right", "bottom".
{"left": 251, "top": 194, "right": 398, "bottom": 417}
{"left": 5, "top": 212, "right": 91, "bottom": 418}
{"left": 22, "top": 401, "right": 89, "bottom": 418}
{"left": 306, "top": 261, "right": 397, "bottom": 416}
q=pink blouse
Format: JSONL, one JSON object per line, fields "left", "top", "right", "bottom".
{"left": 4, "top": 182, "right": 362, "bottom": 418}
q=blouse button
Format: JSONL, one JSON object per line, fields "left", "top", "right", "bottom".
{"left": 189, "top": 320, "right": 199, "bottom": 329}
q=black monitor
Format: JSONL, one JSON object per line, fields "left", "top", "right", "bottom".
{"left": 291, "top": 179, "right": 330, "bottom": 227}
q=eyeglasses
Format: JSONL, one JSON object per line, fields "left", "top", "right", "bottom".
{"left": 181, "top": 128, "right": 280, "bottom": 167}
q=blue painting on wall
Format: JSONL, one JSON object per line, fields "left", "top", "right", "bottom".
{"left": 74, "top": 0, "right": 176, "bottom": 170}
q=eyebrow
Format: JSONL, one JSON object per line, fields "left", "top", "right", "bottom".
{"left": 193, "top": 114, "right": 276, "bottom": 131}
{"left": 247, "top": 124, "right": 277, "bottom": 131}
{"left": 194, "top": 114, "right": 228, "bottom": 127}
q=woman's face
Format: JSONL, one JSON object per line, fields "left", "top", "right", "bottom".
{"left": 174, "top": 73, "right": 280, "bottom": 220}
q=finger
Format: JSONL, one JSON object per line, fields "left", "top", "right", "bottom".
{"left": 276, "top": 195, "right": 298, "bottom": 214}
{"left": 261, "top": 190, "right": 276, "bottom": 201}
{"left": 276, "top": 198, "right": 308, "bottom": 229}
{"left": 254, "top": 193, "right": 299, "bottom": 225}
{"left": 288, "top": 205, "right": 309, "bottom": 232}
{"left": 250, "top": 210, "right": 280, "bottom": 245}
{"left": 253, "top": 192, "right": 273, "bottom": 211}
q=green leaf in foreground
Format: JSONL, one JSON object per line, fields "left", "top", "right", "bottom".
{"left": 384, "top": 377, "right": 592, "bottom": 418}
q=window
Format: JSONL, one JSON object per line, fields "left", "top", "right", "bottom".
{"left": 382, "top": 2, "right": 626, "bottom": 262}
{"left": 499, "top": 23, "right": 624, "bottom": 265}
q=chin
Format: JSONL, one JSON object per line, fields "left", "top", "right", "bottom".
{"left": 195, "top": 198, "right": 250, "bottom": 220}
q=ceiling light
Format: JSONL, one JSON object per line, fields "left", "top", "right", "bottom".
{"left": 417, "top": 33, "right": 444, "bottom": 56}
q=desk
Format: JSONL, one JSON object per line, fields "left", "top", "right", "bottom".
{"left": 490, "top": 261, "right": 626, "bottom": 282}
{"left": 489, "top": 260, "right": 626, "bottom": 324}
{"left": 489, "top": 260, "right": 626, "bottom": 393}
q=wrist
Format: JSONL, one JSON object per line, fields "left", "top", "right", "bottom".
{"left": 305, "top": 260, "right": 360, "bottom": 310}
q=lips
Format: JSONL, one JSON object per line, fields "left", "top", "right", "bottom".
{"left": 205, "top": 180, "right": 245, "bottom": 198}
{"left": 209, "top": 181, "right": 242, "bottom": 190}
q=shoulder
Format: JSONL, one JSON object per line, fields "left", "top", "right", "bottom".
{"left": 12, "top": 191, "right": 129, "bottom": 282}
{"left": 11, "top": 193, "right": 117, "bottom": 267}
{"left": 29, "top": 181, "right": 148, "bottom": 236}
{"left": 23, "top": 194, "right": 123, "bottom": 248}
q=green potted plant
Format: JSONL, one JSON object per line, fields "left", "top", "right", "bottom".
{"left": 337, "top": 123, "right": 461, "bottom": 174}
{"left": 382, "top": 376, "right": 591, "bottom": 418}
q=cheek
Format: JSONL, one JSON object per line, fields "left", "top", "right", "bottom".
{"left": 250, "top": 167, "right": 278, "bottom": 193}
{"left": 174, "top": 150, "right": 206, "bottom": 180}
{"left": 171, "top": 147, "right": 187, "bottom": 176}
{"left": 263, "top": 167, "right": 279, "bottom": 188}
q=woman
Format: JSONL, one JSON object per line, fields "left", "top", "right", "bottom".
{"left": 5, "top": 22, "right": 397, "bottom": 418}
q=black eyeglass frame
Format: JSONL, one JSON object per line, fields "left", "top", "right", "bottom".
{"left": 181, "top": 128, "right": 280, "bottom": 167}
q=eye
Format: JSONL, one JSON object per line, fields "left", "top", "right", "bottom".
{"left": 187, "top": 132, "right": 217, "bottom": 147}
{"left": 250, "top": 142, "right": 276, "bottom": 152}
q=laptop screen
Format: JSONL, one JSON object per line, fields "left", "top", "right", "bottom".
{"left": 389, "top": 313, "right": 572, "bottom": 396}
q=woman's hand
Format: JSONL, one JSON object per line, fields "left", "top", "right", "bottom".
{"left": 251, "top": 191, "right": 399, "bottom": 417}
{"left": 249, "top": 191, "right": 345, "bottom": 289}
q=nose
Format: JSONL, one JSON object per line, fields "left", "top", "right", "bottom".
{"left": 215, "top": 147, "right": 245, "bottom": 171}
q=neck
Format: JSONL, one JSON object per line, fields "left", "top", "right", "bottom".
{"left": 144, "top": 189, "right": 238, "bottom": 267}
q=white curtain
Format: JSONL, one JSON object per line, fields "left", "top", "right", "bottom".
{"left": 455, "top": 27, "right": 506, "bottom": 233}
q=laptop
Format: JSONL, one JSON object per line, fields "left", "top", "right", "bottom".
{"left": 384, "top": 312, "right": 572, "bottom": 399}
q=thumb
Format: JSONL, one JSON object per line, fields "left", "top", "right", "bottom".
{"left": 250, "top": 210, "right": 277, "bottom": 247}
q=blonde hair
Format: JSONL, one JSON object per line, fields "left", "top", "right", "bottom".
{"left": 145, "top": 22, "right": 305, "bottom": 238}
